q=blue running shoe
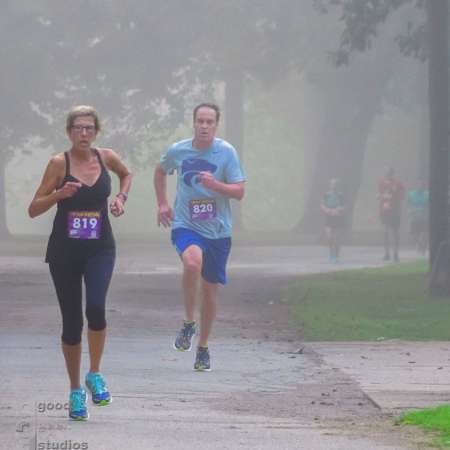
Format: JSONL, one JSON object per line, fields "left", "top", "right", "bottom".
{"left": 174, "top": 321, "right": 197, "bottom": 351}
{"left": 85, "top": 372, "right": 111, "bottom": 405}
{"left": 194, "top": 346, "right": 211, "bottom": 372}
{"left": 69, "top": 388, "right": 88, "bottom": 420}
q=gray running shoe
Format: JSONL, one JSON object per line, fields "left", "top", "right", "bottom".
{"left": 194, "top": 346, "right": 211, "bottom": 372}
{"left": 173, "top": 322, "right": 197, "bottom": 351}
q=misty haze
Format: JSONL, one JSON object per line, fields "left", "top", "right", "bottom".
{"left": 2, "top": 1, "right": 449, "bottom": 449}
{"left": 1, "top": 1, "right": 428, "bottom": 242}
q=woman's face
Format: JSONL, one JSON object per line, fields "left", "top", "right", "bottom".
{"left": 67, "top": 115, "right": 97, "bottom": 149}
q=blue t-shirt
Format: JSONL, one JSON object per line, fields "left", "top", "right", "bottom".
{"left": 159, "top": 138, "right": 245, "bottom": 239}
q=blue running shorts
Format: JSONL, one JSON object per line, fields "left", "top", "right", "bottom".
{"left": 171, "top": 227, "right": 231, "bottom": 284}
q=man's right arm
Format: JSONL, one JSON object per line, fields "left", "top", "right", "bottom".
{"left": 154, "top": 163, "right": 173, "bottom": 227}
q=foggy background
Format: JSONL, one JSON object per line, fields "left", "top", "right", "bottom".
{"left": 1, "top": 1, "right": 427, "bottom": 240}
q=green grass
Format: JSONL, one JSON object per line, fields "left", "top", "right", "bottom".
{"left": 288, "top": 261, "right": 450, "bottom": 341}
{"left": 399, "top": 405, "right": 450, "bottom": 448}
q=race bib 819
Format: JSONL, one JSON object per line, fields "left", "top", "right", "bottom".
{"left": 67, "top": 211, "right": 102, "bottom": 239}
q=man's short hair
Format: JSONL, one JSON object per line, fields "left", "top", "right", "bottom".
{"left": 193, "top": 103, "right": 220, "bottom": 122}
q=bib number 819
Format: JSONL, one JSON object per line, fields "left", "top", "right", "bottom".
{"left": 72, "top": 217, "right": 98, "bottom": 229}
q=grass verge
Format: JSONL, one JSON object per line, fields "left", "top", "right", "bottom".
{"left": 399, "top": 405, "right": 450, "bottom": 448}
{"left": 287, "top": 260, "right": 450, "bottom": 341}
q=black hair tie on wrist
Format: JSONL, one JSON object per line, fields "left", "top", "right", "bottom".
{"left": 117, "top": 192, "right": 128, "bottom": 202}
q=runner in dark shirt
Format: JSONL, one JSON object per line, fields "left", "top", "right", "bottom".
{"left": 28, "top": 105, "right": 132, "bottom": 420}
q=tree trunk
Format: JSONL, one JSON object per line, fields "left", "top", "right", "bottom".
{"left": 417, "top": 64, "right": 429, "bottom": 180}
{"left": 0, "top": 151, "right": 10, "bottom": 238}
{"left": 427, "top": 0, "right": 449, "bottom": 295}
{"left": 299, "top": 99, "right": 378, "bottom": 233}
{"left": 298, "top": 51, "right": 395, "bottom": 233}
{"left": 224, "top": 68, "right": 244, "bottom": 230}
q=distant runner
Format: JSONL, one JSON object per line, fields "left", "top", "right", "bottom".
{"left": 377, "top": 167, "right": 404, "bottom": 262}
{"left": 320, "top": 178, "right": 346, "bottom": 263}
{"left": 407, "top": 178, "right": 429, "bottom": 255}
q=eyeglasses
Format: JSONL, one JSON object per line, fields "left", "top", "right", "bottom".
{"left": 71, "top": 125, "right": 96, "bottom": 133}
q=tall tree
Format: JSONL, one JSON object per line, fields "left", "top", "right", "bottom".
{"left": 1, "top": 0, "right": 209, "bottom": 238}
{"left": 315, "top": 0, "right": 449, "bottom": 282}
{"left": 0, "top": 2, "right": 57, "bottom": 237}
{"left": 181, "top": 1, "right": 318, "bottom": 228}
{"left": 298, "top": 0, "right": 426, "bottom": 233}
{"left": 427, "top": 0, "right": 449, "bottom": 289}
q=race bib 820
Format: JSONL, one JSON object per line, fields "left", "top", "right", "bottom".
{"left": 189, "top": 199, "right": 217, "bottom": 221}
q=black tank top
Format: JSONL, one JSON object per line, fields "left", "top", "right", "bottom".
{"left": 45, "top": 149, "right": 115, "bottom": 263}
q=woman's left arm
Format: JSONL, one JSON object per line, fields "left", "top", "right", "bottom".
{"left": 101, "top": 148, "right": 132, "bottom": 217}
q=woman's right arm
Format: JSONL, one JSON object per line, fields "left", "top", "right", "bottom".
{"left": 28, "top": 156, "right": 80, "bottom": 218}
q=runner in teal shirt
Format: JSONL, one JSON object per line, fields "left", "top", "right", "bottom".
{"left": 407, "top": 179, "right": 429, "bottom": 254}
{"left": 320, "top": 178, "right": 346, "bottom": 263}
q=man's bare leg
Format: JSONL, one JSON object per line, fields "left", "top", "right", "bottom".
{"left": 181, "top": 245, "right": 203, "bottom": 321}
{"left": 173, "top": 245, "right": 203, "bottom": 352}
{"left": 198, "top": 280, "right": 218, "bottom": 347}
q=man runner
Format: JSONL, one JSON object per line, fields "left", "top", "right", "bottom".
{"left": 153, "top": 103, "right": 245, "bottom": 371}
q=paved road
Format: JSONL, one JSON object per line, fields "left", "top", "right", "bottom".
{"left": 0, "top": 243, "right": 436, "bottom": 449}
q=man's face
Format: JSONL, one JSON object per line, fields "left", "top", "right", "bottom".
{"left": 193, "top": 107, "right": 218, "bottom": 147}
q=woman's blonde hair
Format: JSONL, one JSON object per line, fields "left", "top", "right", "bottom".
{"left": 66, "top": 105, "right": 101, "bottom": 132}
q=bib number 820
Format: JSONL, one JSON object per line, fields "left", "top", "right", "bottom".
{"left": 192, "top": 203, "right": 214, "bottom": 214}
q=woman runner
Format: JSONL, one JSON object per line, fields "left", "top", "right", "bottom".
{"left": 28, "top": 105, "right": 132, "bottom": 420}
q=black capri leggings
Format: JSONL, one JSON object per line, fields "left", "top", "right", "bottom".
{"left": 49, "top": 248, "right": 115, "bottom": 345}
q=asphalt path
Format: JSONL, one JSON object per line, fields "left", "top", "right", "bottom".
{"left": 0, "top": 243, "right": 432, "bottom": 449}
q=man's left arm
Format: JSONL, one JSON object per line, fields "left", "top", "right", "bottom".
{"left": 199, "top": 172, "right": 245, "bottom": 200}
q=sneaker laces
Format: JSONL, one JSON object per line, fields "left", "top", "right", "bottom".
{"left": 198, "top": 348, "right": 208, "bottom": 360}
{"left": 181, "top": 323, "right": 194, "bottom": 338}
{"left": 70, "top": 390, "right": 86, "bottom": 411}
{"left": 89, "top": 373, "right": 106, "bottom": 393}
